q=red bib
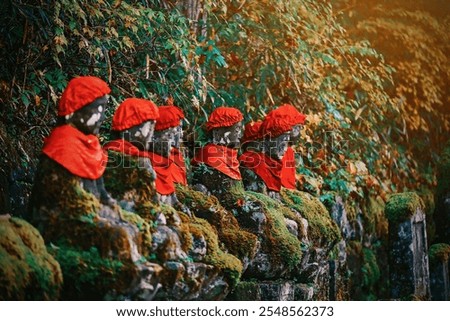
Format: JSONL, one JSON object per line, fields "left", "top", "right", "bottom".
{"left": 280, "top": 147, "right": 296, "bottom": 189}
{"left": 239, "top": 151, "right": 283, "bottom": 192}
{"left": 104, "top": 139, "right": 175, "bottom": 196}
{"left": 42, "top": 125, "right": 107, "bottom": 180}
{"left": 170, "top": 148, "right": 187, "bottom": 185}
{"left": 145, "top": 151, "right": 175, "bottom": 195}
{"left": 192, "top": 144, "right": 242, "bottom": 180}
{"left": 103, "top": 139, "right": 142, "bottom": 157}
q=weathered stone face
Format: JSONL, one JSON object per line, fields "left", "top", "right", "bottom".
{"left": 64, "top": 95, "right": 109, "bottom": 135}
{"left": 212, "top": 121, "right": 243, "bottom": 148}
{"left": 121, "top": 120, "right": 156, "bottom": 151}
{"left": 173, "top": 123, "right": 183, "bottom": 149}
{"left": 264, "top": 131, "right": 291, "bottom": 160}
{"left": 290, "top": 124, "right": 302, "bottom": 144}
{"left": 151, "top": 126, "right": 178, "bottom": 158}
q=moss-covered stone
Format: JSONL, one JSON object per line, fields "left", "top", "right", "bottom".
{"left": 0, "top": 216, "right": 62, "bottom": 300}
{"left": 48, "top": 243, "right": 132, "bottom": 300}
{"left": 176, "top": 184, "right": 258, "bottom": 261}
{"left": 189, "top": 217, "right": 243, "bottom": 286}
{"left": 227, "top": 280, "right": 260, "bottom": 300}
{"left": 243, "top": 191, "right": 303, "bottom": 272}
{"left": 281, "top": 189, "right": 341, "bottom": 245}
{"left": 104, "top": 151, "right": 159, "bottom": 219}
{"left": 428, "top": 243, "right": 450, "bottom": 264}
{"left": 385, "top": 192, "right": 425, "bottom": 223}
{"left": 29, "top": 156, "right": 154, "bottom": 299}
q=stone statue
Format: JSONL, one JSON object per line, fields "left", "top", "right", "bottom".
{"left": 103, "top": 98, "right": 160, "bottom": 213}
{"left": 104, "top": 101, "right": 244, "bottom": 300}
{"left": 30, "top": 76, "right": 158, "bottom": 300}
{"left": 191, "top": 107, "right": 244, "bottom": 200}
{"left": 148, "top": 105, "right": 189, "bottom": 212}
{"left": 240, "top": 104, "right": 306, "bottom": 198}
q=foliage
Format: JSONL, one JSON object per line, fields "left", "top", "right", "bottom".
{"left": 334, "top": 0, "right": 450, "bottom": 188}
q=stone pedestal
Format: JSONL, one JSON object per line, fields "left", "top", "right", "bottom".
{"left": 386, "top": 193, "right": 431, "bottom": 300}
{"left": 429, "top": 243, "right": 450, "bottom": 300}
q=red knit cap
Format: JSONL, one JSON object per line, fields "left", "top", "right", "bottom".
{"left": 58, "top": 76, "right": 111, "bottom": 116}
{"left": 261, "top": 104, "right": 306, "bottom": 137}
{"left": 276, "top": 104, "right": 306, "bottom": 126}
{"left": 242, "top": 120, "right": 263, "bottom": 142}
{"left": 206, "top": 107, "right": 243, "bottom": 131}
{"left": 112, "top": 98, "right": 159, "bottom": 131}
{"left": 155, "top": 105, "right": 185, "bottom": 131}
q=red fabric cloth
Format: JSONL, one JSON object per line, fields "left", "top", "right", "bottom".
{"left": 104, "top": 139, "right": 176, "bottom": 195}
{"left": 112, "top": 98, "right": 159, "bottom": 131}
{"left": 103, "top": 139, "right": 142, "bottom": 157}
{"left": 239, "top": 151, "right": 283, "bottom": 192}
{"left": 155, "top": 105, "right": 184, "bottom": 131}
{"left": 206, "top": 107, "right": 243, "bottom": 131}
{"left": 242, "top": 120, "right": 263, "bottom": 143}
{"left": 280, "top": 146, "right": 296, "bottom": 189}
{"left": 42, "top": 125, "right": 107, "bottom": 179}
{"left": 170, "top": 148, "right": 187, "bottom": 185}
{"left": 58, "top": 76, "right": 111, "bottom": 116}
{"left": 145, "top": 151, "right": 175, "bottom": 195}
{"left": 192, "top": 144, "right": 242, "bottom": 180}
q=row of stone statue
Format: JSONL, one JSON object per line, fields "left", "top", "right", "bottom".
{"left": 28, "top": 76, "right": 315, "bottom": 300}
{"left": 39, "top": 76, "right": 306, "bottom": 209}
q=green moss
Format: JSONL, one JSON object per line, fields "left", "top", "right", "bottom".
{"left": 228, "top": 280, "right": 260, "bottom": 300}
{"left": 361, "top": 248, "right": 380, "bottom": 289}
{"left": 121, "top": 209, "right": 152, "bottom": 257}
{"left": 362, "top": 195, "right": 388, "bottom": 239}
{"left": 428, "top": 243, "right": 450, "bottom": 264}
{"left": 246, "top": 191, "right": 303, "bottom": 270}
{"left": 48, "top": 243, "right": 131, "bottom": 300}
{"left": 30, "top": 157, "right": 101, "bottom": 222}
{"left": 189, "top": 217, "right": 243, "bottom": 286}
{"left": 385, "top": 192, "right": 424, "bottom": 223}
{"left": 0, "top": 217, "right": 62, "bottom": 300}
{"left": 281, "top": 189, "right": 341, "bottom": 245}
{"left": 176, "top": 184, "right": 258, "bottom": 261}
{"left": 104, "top": 151, "right": 158, "bottom": 216}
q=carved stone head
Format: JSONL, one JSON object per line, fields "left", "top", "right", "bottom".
{"left": 64, "top": 95, "right": 109, "bottom": 135}
{"left": 152, "top": 105, "right": 185, "bottom": 158}
{"left": 151, "top": 125, "right": 179, "bottom": 158}
{"left": 264, "top": 131, "right": 291, "bottom": 160}
{"left": 120, "top": 120, "right": 156, "bottom": 151}
{"left": 57, "top": 76, "right": 112, "bottom": 135}
{"left": 212, "top": 121, "right": 243, "bottom": 148}
{"left": 111, "top": 98, "right": 160, "bottom": 151}
{"left": 206, "top": 107, "right": 244, "bottom": 149}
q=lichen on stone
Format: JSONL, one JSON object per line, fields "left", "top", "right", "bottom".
{"left": 281, "top": 189, "right": 341, "bottom": 245}
{"left": 176, "top": 184, "right": 258, "bottom": 261}
{"left": 245, "top": 191, "right": 303, "bottom": 270}
{"left": 0, "top": 216, "right": 62, "bottom": 300}
{"left": 189, "top": 217, "right": 243, "bottom": 286}
{"left": 48, "top": 243, "right": 130, "bottom": 300}
{"left": 385, "top": 192, "right": 425, "bottom": 223}
{"left": 428, "top": 243, "right": 450, "bottom": 264}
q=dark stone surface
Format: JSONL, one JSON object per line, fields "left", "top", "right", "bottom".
{"left": 430, "top": 259, "right": 449, "bottom": 300}
{"left": 388, "top": 207, "right": 430, "bottom": 300}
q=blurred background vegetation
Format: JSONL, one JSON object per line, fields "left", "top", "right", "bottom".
{"left": 0, "top": 0, "right": 448, "bottom": 217}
